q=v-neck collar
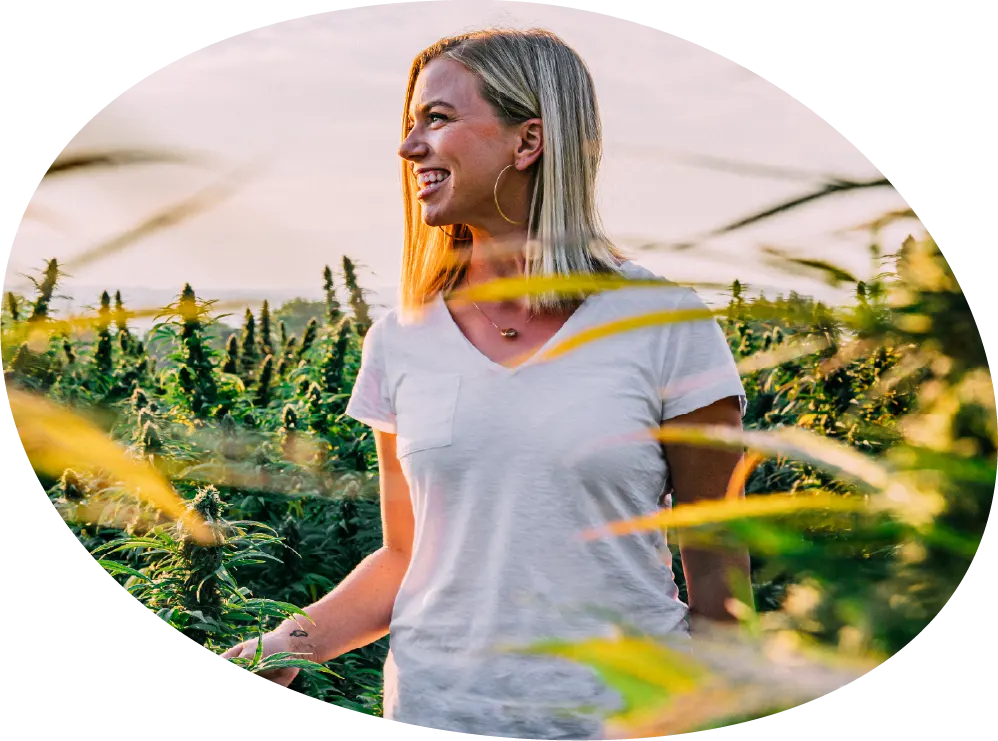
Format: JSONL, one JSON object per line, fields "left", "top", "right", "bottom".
{"left": 433, "top": 278, "right": 610, "bottom": 376}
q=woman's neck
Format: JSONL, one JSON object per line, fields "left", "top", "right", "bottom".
{"left": 461, "top": 230, "right": 529, "bottom": 285}
{"left": 449, "top": 230, "right": 531, "bottom": 312}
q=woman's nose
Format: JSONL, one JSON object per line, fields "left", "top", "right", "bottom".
{"left": 398, "top": 129, "right": 426, "bottom": 161}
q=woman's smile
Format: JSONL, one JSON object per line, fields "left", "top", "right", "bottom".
{"left": 416, "top": 172, "right": 450, "bottom": 199}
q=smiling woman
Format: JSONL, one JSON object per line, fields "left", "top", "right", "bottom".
{"left": 396, "top": 28, "right": 627, "bottom": 322}
{"left": 222, "top": 27, "right": 749, "bottom": 740}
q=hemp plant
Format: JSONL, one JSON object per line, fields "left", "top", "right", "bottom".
{"left": 91, "top": 484, "right": 332, "bottom": 679}
{"left": 323, "top": 264, "right": 343, "bottom": 326}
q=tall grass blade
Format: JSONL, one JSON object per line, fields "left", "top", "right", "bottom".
{"left": 62, "top": 161, "right": 258, "bottom": 273}
{"left": 760, "top": 246, "right": 859, "bottom": 286}
{"left": 447, "top": 273, "right": 684, "bottom": 303}
{"left": 582, "top": 492, "right": 867, "bottom": 540}
{"left": 2, "top": 299, "right": 257, "bottom": 347}
{"left": 646, "top": 177, "right": 894, "bottom": 251}
{"left": 8, "top": 387, "right": 214, "bottom": 543}
{"left": 44, "top": 149, "right": 195, "bottom": 178}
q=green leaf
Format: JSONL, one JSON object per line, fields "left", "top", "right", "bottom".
{"left": 214, "top": 565, "right": 238, "bottom": 588}
{"left": 253, "top": 631, "right": 264, "bottom": 666}
{"left": 254, "top": 651, "right": 302, "bottom": 661}
{"left": 225, "top": 557, "right": 266, "bottom": 568}
{"left": 97, "top": 559, "right": 149, "bottom": 581}
{"left": 244, "top": 599, "right": 314, "bottom": 622}
{"left": 256, "top": 654, "right": 342, "bottom": 678}
{"left": 88, "top": 542, "right": 119, "bottom": 557}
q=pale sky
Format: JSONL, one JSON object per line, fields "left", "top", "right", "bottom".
{"left": 5, "top": 0, "right": 919, "bottom": 319}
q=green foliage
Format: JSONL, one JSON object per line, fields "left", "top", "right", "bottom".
{"left": 7, "top": 292, "right": 23, "bottom": 324}
{"left": 239, "top": 308, "right": 259, "bottom": 382}
{"left": 7, "top": 260, "right": 384, "bottom": 710}
{"left": 259, "top": 299, "right": 275, "bottom": 357}
{"left": 6, "top": 238, "right": 993, "bottom": 728}
{"left": 699, "top": 237, "right": 994, "bottom": 658}
{"left": 254, "top": 354, "right": 275, "bottom": 407}
{"left": 273, "top": 297, "right": 326, "bottom": 339}
{"left": 28, "top": 258, "right": 61, "bottom": 322}
{"left": 299, "top": 318, "right": 318, "bottom": 359}
{"left": 342, "top": 255, "right": 372, "bottom": 337}
{"left": 323, "top": 264, "right": 343, "bottom": 326}
{"left": 90, "top": 484, "right": 316, "bottom": 670}
{"left": 94, "top": 291, "right": 113, "bottom": 375}
{"left": 222, "top": 334, "right": 239, "bottom": 375}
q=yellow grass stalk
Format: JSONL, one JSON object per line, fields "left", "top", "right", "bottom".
{"left": 8, "top": 387, "right": 214, "bottom": 544}
{"left": 4, "top": 299, "right": 254, "bottom": 348}
{"left": 582, "top": 493, "right": 867, "bottom": 540}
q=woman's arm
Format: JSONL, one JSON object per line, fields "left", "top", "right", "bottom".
{"left": 661, "top": 396, "right": 753, "bottom": 629}
{"left": 280, "top": 428, "right": 414, "bottom": 661}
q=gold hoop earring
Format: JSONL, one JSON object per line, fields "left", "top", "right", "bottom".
{"left": 494, "top": 164, "right": 527, "bottom": 225}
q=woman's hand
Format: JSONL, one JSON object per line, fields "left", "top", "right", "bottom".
{"left": 221, "top": 628, "right": 310, "bottom": 687}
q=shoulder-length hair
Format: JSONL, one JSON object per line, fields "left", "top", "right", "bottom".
{"left": 397, "top": 27, "right": 629, "bottom": 324}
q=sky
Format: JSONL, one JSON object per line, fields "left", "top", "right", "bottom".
{"left": 4, "top": 0, "right": 920, "bottom": 322}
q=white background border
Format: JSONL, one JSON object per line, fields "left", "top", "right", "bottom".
{"left": 1, "top": 2, "right": 994, "bottom": 739}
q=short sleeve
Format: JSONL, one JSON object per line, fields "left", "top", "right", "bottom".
{"left": 659, "top": 288, "right": 746, "bottom": 421}
{"left": 344, "top": 316, "right": 398, "bottom": 433}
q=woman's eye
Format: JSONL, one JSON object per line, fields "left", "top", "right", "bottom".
{"left": 405, "top": 113, "right": 446, "bottom": 133}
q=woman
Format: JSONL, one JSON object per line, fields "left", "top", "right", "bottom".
{"left": 224, "top": 28, "right": 751, "bottom": 740}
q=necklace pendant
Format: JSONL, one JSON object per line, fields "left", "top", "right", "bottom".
{"left": 500, "top": 327, "right": 518, "bottom": 339}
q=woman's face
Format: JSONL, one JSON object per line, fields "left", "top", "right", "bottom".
{"left": 399, "top": 57, "right": 526, "bottom": 230}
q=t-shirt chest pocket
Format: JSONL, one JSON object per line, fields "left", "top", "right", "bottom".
{"left": 394, "top": 371, "right": 462, "bottom": 459}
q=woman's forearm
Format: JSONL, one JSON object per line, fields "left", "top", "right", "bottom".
{"left": 278, "top": 545, "right": 410, "bottom": 663}
{"left": 679, "top": 541, "right": 752, "bottom": 624}
{"left": 662, "top": 396, "right": 754, "bottom": 627}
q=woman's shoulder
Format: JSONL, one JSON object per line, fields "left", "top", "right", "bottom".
{"left": 357, "top": 308, "right": 401, "bottom": 352}
{"left": 610, "top": 259, "right": 706, "bottom": 313}
{"left": 363, "top": 299, "right": 441, "bottom": 348}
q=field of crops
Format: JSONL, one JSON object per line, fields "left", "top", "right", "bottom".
{"left": 3, "top": 227, "right": 994, "bottom": 735}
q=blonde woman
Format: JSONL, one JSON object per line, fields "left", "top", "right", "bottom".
{"left": 225, "top": 28, "right": 751, "bottom": 739}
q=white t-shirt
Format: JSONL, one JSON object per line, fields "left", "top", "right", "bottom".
{"left": 344, "top": 259, "right": 746, "bottom": 739}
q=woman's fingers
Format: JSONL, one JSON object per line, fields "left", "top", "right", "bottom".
{"left": 220, "top": 642, "right": 244, "bottom": 659}
{"left": 221, "top": 640, "right": 300, "bottom": 686}
{"left": 221, "top": 639, "right": 257, "bottom": 660}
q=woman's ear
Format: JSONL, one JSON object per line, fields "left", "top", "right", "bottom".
{"left": 515, "top": 118, "right": 543, "bottom": 170}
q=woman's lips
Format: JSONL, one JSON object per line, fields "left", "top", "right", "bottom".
{"left": 416, "top": 172, "right": 450, "bottom": 200}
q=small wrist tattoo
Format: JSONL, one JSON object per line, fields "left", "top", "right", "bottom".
{"left": 289, "top": 629, "right": 309, "bottom": 638}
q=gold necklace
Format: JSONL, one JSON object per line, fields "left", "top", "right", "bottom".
{"left": 470, "top": 300, "right": 534, "bottom": 339}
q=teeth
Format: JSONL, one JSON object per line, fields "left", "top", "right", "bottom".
{"left": 418, "top": 171, "right": 449, "bottom": 187}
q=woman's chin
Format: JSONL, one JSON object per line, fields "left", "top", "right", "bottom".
{"left": 422, "top": 211, "right": 455, "bottom": 229}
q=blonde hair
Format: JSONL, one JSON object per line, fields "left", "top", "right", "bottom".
{"left": 397, "top": 27, "right": 629, "bottom": 323}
